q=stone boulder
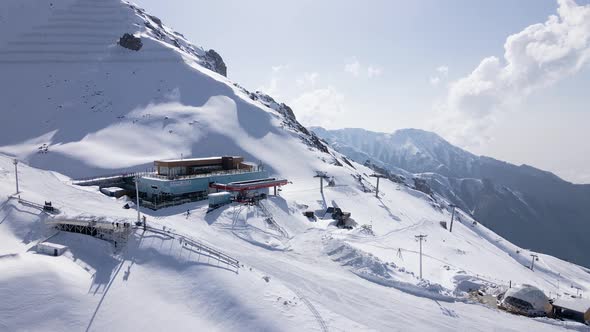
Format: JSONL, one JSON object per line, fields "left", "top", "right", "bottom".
{"left": 205, "top": 49, "right": 227, "bottom": 77}
{"left": 119, "top": 33, "right": 143, "bottom": 51}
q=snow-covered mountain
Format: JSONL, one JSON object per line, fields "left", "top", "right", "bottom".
{"left": 1, "top": 1, "right": 589, "bottom": 331}
{"left": 0, "top": 0, "right": 330, "bottom": 180}
{"left": 312, "top": 127, "right": 590, "bottom": 269}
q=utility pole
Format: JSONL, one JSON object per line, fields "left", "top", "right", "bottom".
{"left": 370, "top": 174, "right": 386, "bottom": 198}
{"left": 530, "top": 253, "right": 538, "bottom": 271}
{"left": 449, "top": 204, "right": 457, "bottom": 233}
{"left": 314, "top": 172, "right": 327, "bottom": 194}
{"left": 13, "top": 159, "right": 20, "bottom": 194}
{"left": 415, "top": 234, "right": 427, "bottom": 279}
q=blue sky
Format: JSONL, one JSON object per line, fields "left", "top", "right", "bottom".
{"left": 134, "top": 0, "right": 590, "bottom": 183}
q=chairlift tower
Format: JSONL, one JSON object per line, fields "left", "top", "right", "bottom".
{"left": 530, "top": 253, "right": 538, "bottom": 271}
{"left": 449, "top": 204, "right": 457, "bottom": 233}
{"left": 134, "top": 176, "right": 141, "bottom": 227}
{"left": 571, "top": 285, "right": 582, "bottom": 297}
{"left": 314, "top": 171, "right": 327, "bottom": 194}
{"left": 415, "top": 234, "right": 428, "bottom": 279}
{"left": 370, "top": 174, "right": 386, "bottom": 198}
{"left": 13, "top": 159, "right": 20, "bottom": 194}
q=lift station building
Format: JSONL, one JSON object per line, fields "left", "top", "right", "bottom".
{"left": 137, "top": 156, "right": 286, "bottom": 209}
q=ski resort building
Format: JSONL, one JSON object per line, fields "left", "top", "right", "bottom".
{"left": 153, "top": 156, "right": 256, "bottom": 177}
{"left": 137, "top": 156, "right": 287, "bottom": 209}
{"left": 550, "top": 298, "right": 590, "bottom": 324}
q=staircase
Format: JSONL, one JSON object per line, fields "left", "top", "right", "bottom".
{"left": 257, "top": 201, "right": 289, "bottom": 238}
{"left": 143, "top": 226, "right": 240, "bottom": 270}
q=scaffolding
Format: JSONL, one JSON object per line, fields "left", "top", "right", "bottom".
{"left": 46, "top": 218, "right": 133, "bottom": 248}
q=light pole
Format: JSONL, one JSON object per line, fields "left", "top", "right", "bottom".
{"left": 13, "top": 159, "right": 19, "bottom": 194}
{"left": 415, "top": 234, "right": 427, "bottom": 279}
{"left": 449, "top": 204, "right": 457, "bottom": 233}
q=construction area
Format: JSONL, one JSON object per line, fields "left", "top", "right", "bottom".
{"left": 46, "top": 217, "right": 133, "bottom": 248}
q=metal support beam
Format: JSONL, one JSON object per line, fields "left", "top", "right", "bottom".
{"left": 314, "top": 172, "right": 327, "bottom": 194}
{"left": 415, "top": 234, "right": 427, "bottom": 279}
{"left": 13, "top": 159, "right": 19, "bottom": 194}
{"left": 530, "top": 254, "right": 538, "bottom": 271}
{"left": 370, "top": 174, "right": 386, "bottom": 198}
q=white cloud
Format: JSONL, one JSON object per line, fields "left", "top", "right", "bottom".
{"left": 344, "top": 57, "right": 361, "bottom": 76}
{"left": 258, "top": 65, "right": 291, "bottom": 98}
{"left": 435, "top": 0, "right": 590, "bottom": 146}
{"left": 345, "top": 57, "right": 384, "bottom": 79}
{"left": 271, "top": 64, "right": 288, "bottom": 73}
{"left": 296, "top": 72, "right": 320, "bottom": 88}
{"left": 430, "top": 65, "right": 449, "bottom": 86}
{"left": 289, "top": 86, "right": 345, "bottom": 128}
{"left": 257, "top": 76, "right": 280, "bottom": 98}
{"left": 436, "top": 66, "right": 449, "bottom": 76}
{"left": 367, "top": 66, "right": 383, "bottom": 78}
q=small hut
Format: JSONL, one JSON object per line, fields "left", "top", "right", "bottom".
{"left": 550, "top": 297, "right": 590, "bottom": 325}
{"left": 36, "top": 242, "right": 68, "bottom": 256}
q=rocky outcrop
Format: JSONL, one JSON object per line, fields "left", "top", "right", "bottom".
{"left": 229, "top": 85, "right": 330, "bottom": 155}
{"left": 205, "top": 49, "right": 227, "bottom": 77}
{"left": 128, "top": 4, "right": 228, "bottom": 77}
{"left": 119, "top": 33, "right": 142, "bottom": 51}
{"left": 413, "top": 178, "right": 434, "bottom": 197}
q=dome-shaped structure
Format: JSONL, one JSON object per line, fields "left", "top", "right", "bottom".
{"left": 500, "top": 284, "right": 550, "bottom": 316}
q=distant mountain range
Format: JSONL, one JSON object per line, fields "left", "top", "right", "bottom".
{"left": 311, "top": 127, "right": 590, "bottom": 268}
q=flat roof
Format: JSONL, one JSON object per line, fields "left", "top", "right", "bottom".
{"left": 209, "top": 192, "right": 232, "bottom": 197}
{"left": 156, "top": 156, "right": 223, "bottom": 163}
{"left": 38, "top": 242, "right": 68, "bottom": 250}
{"left": 142, "top": 169, "right": 263, "bottom": 182}
{"left": 101, "top": 187, "right": 125, "bottom": 192}
{"left": 553, "top": 298, "right": 590, "bottom": 313}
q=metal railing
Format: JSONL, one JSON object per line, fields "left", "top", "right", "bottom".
{"left": 258, "top": 200, "right": 289, "bottom": 238}
{"left": 144, "top": 226, "right": 240, "bottom": 270}
{"left": 72, "top": 171, "right": 155, "bottom": 185}
{"left": 144, "top": 168, "right": 263, "bottom": 181}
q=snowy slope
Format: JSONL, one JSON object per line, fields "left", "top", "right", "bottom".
{"left": 312, "top": 127, "right": 590, "bottom": 269}
{"left": 2, "top": 152, "right": 590, "bottom": 331}
{"left": 0, "top": 0, "right": 329, "bottom": 180}
{"left": 1, "top": 1, "right": 590, "bottom": 331}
